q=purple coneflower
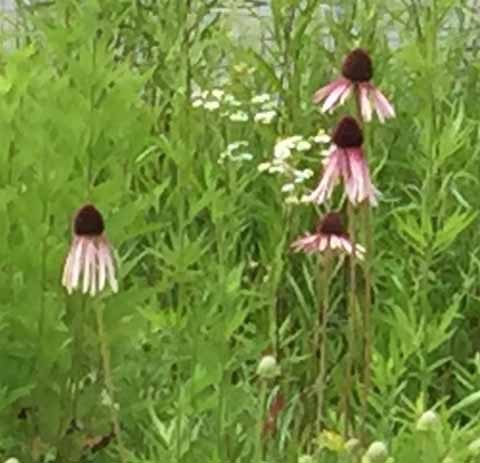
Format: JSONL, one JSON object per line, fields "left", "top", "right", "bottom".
{"left": 313, "top": 49, "right": 395, "bottom": 123}
{"left": 307, "top": 116, "right": 377, "bottom": 206}
{"left": 62, "top": 204, "right": 118, "bottom": 296}
{"left": 291, "top": 212, "right": 365, "bottom": 259}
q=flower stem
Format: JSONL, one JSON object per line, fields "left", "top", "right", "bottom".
{"left": 95, "top": 305, "right": 128, "bottom": 463}
{"left": 255, "top": 379, "right": 268, "bottom": 461}
{"left": 344, "top": 202, "right": 358, "bottom": 436}
{"left": 315, "top": 251, "right": 331, "bottom": 434}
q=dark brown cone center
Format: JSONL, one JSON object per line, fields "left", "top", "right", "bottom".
{"left": 74, "top": 204, "right": 105, "bottom": 236}
{"left": 342, "top": 49, "right": 373, "bottom": 82}
{"left": 317, "top": 212, "right": 345, "bottom": 236}
{"left": 332, "top": 116, "right": 363, "bottom": 148}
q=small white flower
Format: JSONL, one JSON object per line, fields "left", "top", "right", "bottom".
{"left": 254, "top": 110, "right": 276, "bottom": 124}
{"left": 211, "top": 88, "right": 224, "bottom": 99}
{"left": 416, "top": 410, "right": 439, "bottom": 431}
{"left": 281, "top": 183, "right": 295, "bottom": 193}
{"left": 238, "top": 153, "right": 253, "bottom": 161}
{"left": 257, "top": 355, "right": 280, "bottom": 378}
{"left": 300, "top": 194, "right": 311, "bottom": 203}
{"left": 285, "top": 195, "right": 300, "bottom": 204}
{"left": 296, "top": 140, "right": 312, "bottom": 151}
{"left": 251, "top": 93, "right": 271, "bottom": 104}
{"left": 192, "top": 99, "right": 204, "bottom": 108}
{"left": 268, "top": 164, "right": 287, "bottom": 174}
{"left": 4, "top": 459, "right": 20, "bottom": 463}
{"left": 313, "top": 131, "right": 331, "bottom": 144}
{"left": 258, "top": 162, "right": 272, "bottom": 172}
{"left": 204, "top": 100, "right": 220, "bottom": 111}
{"left": 229, "top": 111, "right": 249, "bottom": 122}
{"left": 227, "top": 141, "right": 249, "bottom": 152}
{"left": 201, "top": 90, "right": 209, "bottom": 99}
{"left": 191, "top": 89, "right": 202, "bottom": 99}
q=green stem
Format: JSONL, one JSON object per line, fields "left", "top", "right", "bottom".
{"left": 344, "top": 202, "right": 358, "bottom": 436}
{"left": 315, "top": 252, "right": 331, "bottom": 434}
{"left": 95, "top": 305, "right": 128, "bottom": 463}
{"left": 255, "top": 380, "right": 268, "bottom": 461}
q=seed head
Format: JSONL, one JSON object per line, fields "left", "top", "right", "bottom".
{"left": 74, "top": 204, "right": 105, "bottom": 236}
{"left": 342, "top": 49, "right": 373, "bottom": 82}
{"left": 332, "top": 116, "right": 363, "bottom": 148}
{"left": 317, "top": 212, "right": 345, "bottom": 236}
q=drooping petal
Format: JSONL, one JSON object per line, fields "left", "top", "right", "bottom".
{"left": 83, "top": 242, "right": 94, "bottom": 294}
{"left": 307, "top": 148, "right": 343, "bottom": 204}
{"left": 71, "top": 237, "right": 85, "bottom": 291}
{"left": 372, "top": 88, "right": 395, "bottom": 122}
{"left": 359, "top": 83, "right": 373, "bottom": 122}
{"left": 321, "top": 81, "right": 352, "bottom": 113}
{"left": 313, "top": 78, "right": 348, "bottom": 104}
{"left": 103, "top": 243, "right": 119, "bottom": 293}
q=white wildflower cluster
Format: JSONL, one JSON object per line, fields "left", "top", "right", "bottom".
{"left": 219, "top": 141, "right": 253, "bottom": 164}
{"left": 191, "top": 86, "right": 279, "bottom": 125}
{"left": 258, "top": 130, "right": 330, "bottom": 204}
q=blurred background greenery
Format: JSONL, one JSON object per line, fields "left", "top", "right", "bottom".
{"left": 0, "top": 1, "right": 479, "bottom": 462}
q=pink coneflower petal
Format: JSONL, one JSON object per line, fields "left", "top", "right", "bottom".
{"left": 313, "top": 78, "right": 347, "bottom": 103}
{"left": 62, "top": 204, "right": 119, "bottom": 297}
{"left": 291, "top": 212, "right": 365, "bottom": 259}
{"left": 372, "top": 88, "right": 395, "bottom": 123}
{"left": 359, "top": 83, "right": 373, "bottom": 122}
{"left": 321, "top": 80, "right": 352, "bottom": 113}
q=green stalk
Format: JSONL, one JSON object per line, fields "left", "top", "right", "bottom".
{"left": 344, "top": 202, "right": 358, "bottom": 437}
{"left": 315, "top": 251, "right": 331, "bottom": 434}
{"left": 95, "top": 304, "right": 128, "bottom": 463}
{"left": 254, "top": 379, "right": 268, "bottom": 461}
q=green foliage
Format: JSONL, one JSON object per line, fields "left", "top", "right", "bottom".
{"left": 0, "top": 0, "right": 479, "bottom": 462}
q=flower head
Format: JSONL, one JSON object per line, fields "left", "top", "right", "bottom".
{"left": 307, "top": 117, "right": 378, "bottom": 207}
{"left": 291, "top": 212, "right": 365, "bottom": 258}
{"left": 363, "top": 441, "right": 388, "bottom": 463}
{"left": 257, "top": 355, "right": 280, "bottom": 379}
{"left": 62, "top": 204, "right": 118, "bottom": 296}
{"left": 313, "top": 48, "right": 395, "bottom": 123}
{"left": 416, "top": 410, "right": 439, "bottom": 431}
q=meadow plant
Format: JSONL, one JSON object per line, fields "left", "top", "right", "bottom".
{"left": 0, "top": 1, "right": 480, "bottom": 463}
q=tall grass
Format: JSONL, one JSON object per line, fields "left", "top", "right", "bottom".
{"left": 0, "top": 1, "right": 479, "bottom": 462}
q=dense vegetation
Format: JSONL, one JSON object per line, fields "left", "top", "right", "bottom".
{"left": 0, "top": 1, "right": 479, "bottom": 462}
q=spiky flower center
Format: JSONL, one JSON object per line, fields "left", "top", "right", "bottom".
{"left": 318, "top": 212, "right": 345, "bottom": 236}
{"left": 342, "top": 49, "right": 373, "bottom": 82}
{"left": 332, "top": 116, "right": 363, "bottom": 148}
{"left": 74, "top": 204, "right": 105, "bottom": 236}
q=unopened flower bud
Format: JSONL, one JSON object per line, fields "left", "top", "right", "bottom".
{"left": 345, "top": 438, "right": 361, "bottom": 454}
{"left": 298, "top": 455, "right": 314, "bottom": 463}
{"left": 416, "top": 410, "right": 439, "bottom": 431}
{"left": 363, "top": 441, "right": 388, "bottom": 463}
{"left": 468, "top": 438, "right": 480, "bottom": 456}
{"left": 257, "top": 355, "right": 280, "bottom": 379}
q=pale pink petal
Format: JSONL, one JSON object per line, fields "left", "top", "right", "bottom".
{"left": 359, "top": 84, "right": 373, "bottom": 122}
{"left": 307, "top": 149, "right": 342, "bottom": 204}
{"left": 103, "top": 245, "right": 118, "bottom": 293}
{"left": 98, "top": 249, "right": 107, "bottom": 292}
{"left": 340, "top": 237, "right": 353, "bottom": 255}
{"left": 62, "top": 249, "right": 73, "bottom": 291}
{"left": 330, "top": 236, "right": 341, "bottom": 249}
{"left": 321, "top": 81, "right": 352, "bottom": 113}
{"left": 318, "top": 236, "right": 328, "bottom": 251}
{"left": 71, "top": 238, "right": 85, "bottom": 291}
{"left": 372, "top": 88, "right": 395, "bottom": 122}
{"left": 82, "top": 242, "right": 94, "bottom": 294}
{"left": 313, "top": 78, "right": 348, "bottom": 104}
{"left": 89, "top": 247, "right": 97, "bottom": 297}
